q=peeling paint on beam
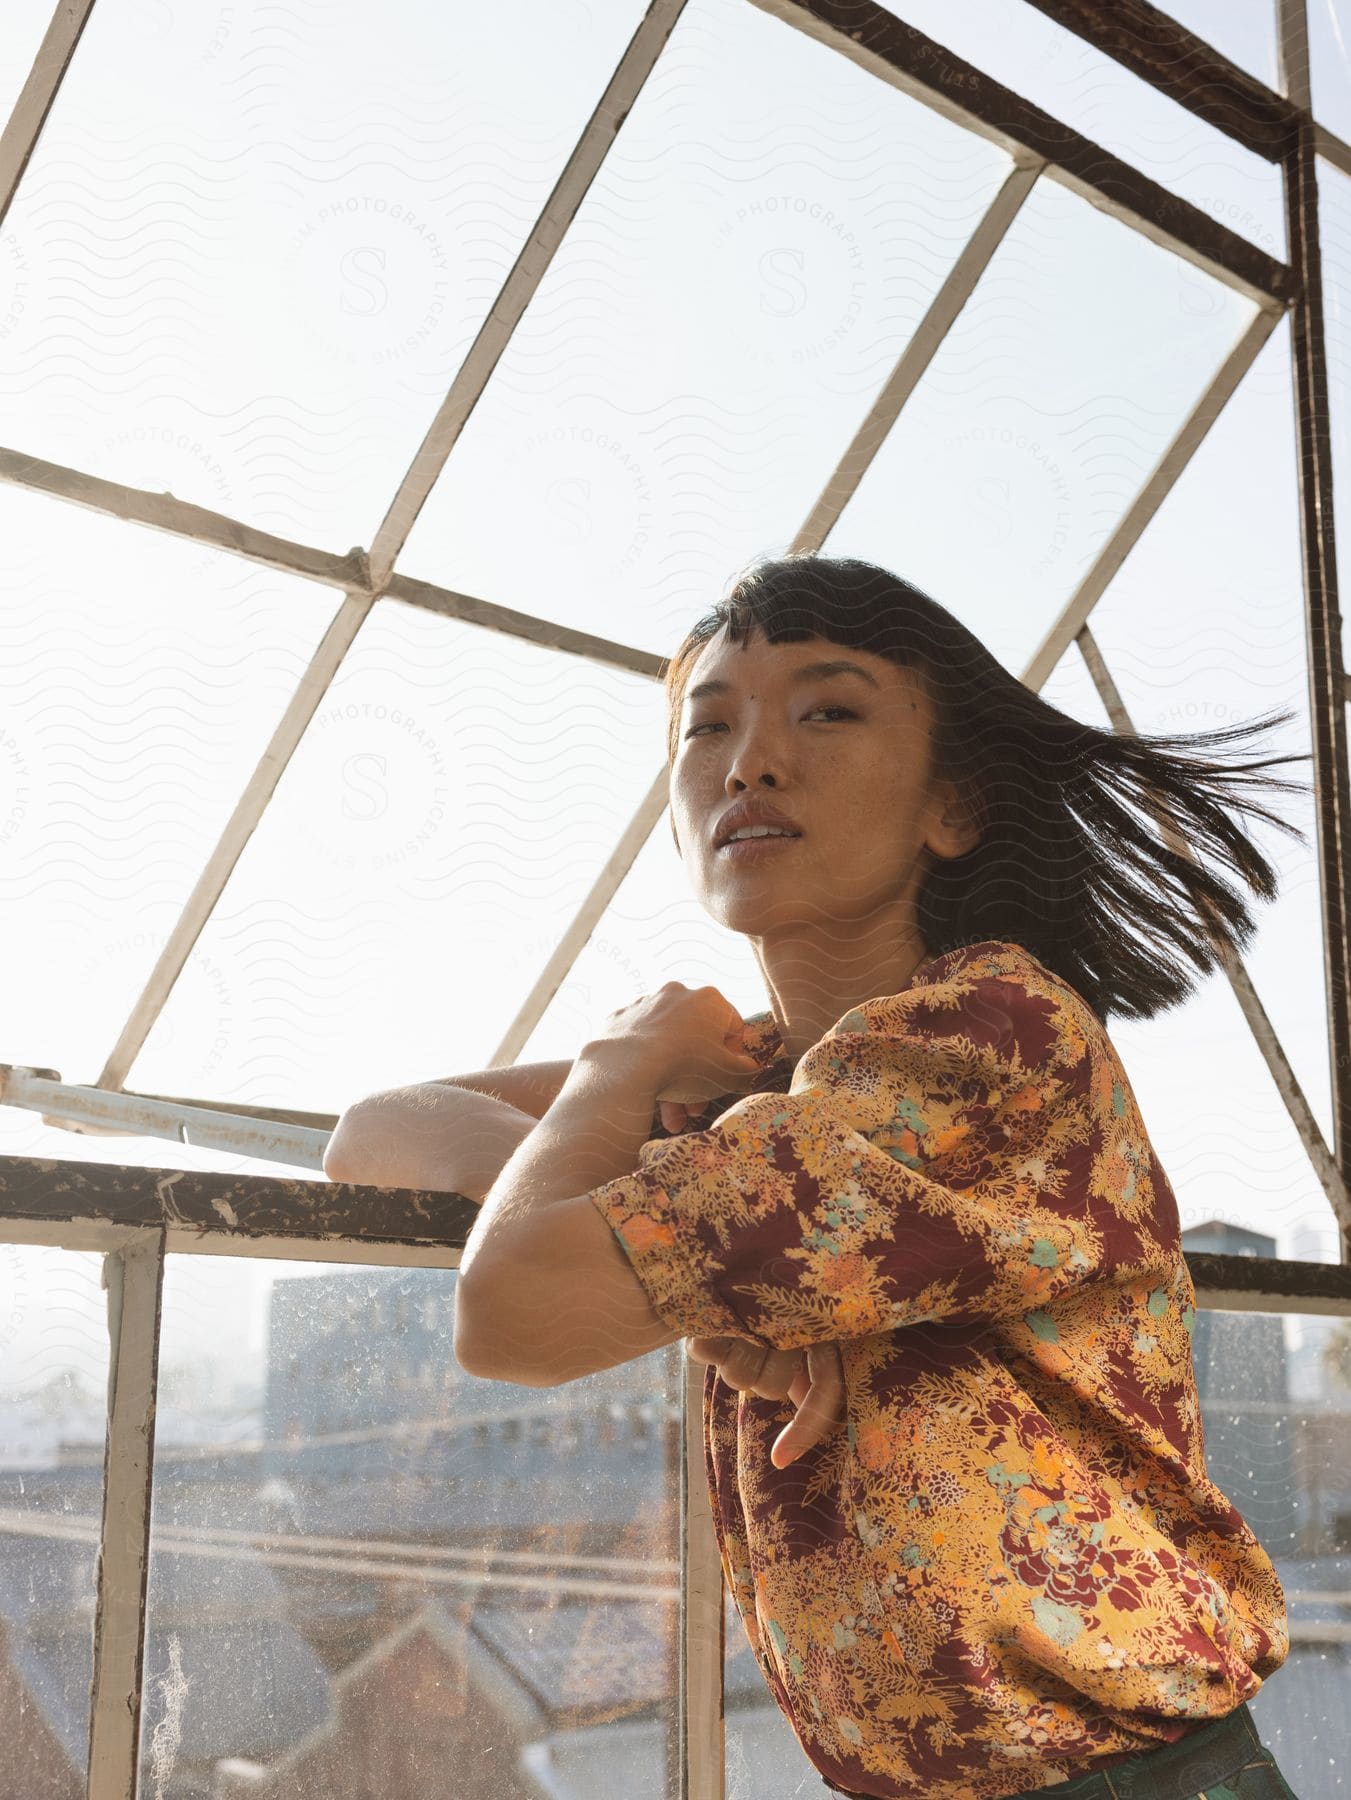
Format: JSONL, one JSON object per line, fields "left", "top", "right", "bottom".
{"left": 0, "top": 1155, "right": 477, "bottom": 1251}
{"left": 1185, "top": 1251, "right": 1351, "bottom": 1316}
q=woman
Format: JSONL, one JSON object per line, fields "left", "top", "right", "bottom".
{"left": 387, "top": 553, "right": 1309, "bottom": 1797}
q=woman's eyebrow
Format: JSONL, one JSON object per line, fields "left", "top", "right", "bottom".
{"left": 685, "top": 660, "right": 881, "bottom": 704}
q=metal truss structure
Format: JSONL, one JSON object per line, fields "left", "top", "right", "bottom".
{"left": 0, "top": 1, "right": 1349, "bottom": 1794}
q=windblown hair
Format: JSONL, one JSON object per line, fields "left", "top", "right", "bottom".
{"left": 662, "top": 553, "right": 1312, "bottom": 1023}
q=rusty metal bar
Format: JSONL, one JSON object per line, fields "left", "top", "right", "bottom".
{"left": 1019, "top": 0, "right": 1298, "bottom": 161}
{"left": 86, "top": 1229, "right": 163, "bottom": 1800}
{"left": 746, "top": 0, "right": 1294, "bottom": 308}
{"left": 1282, "top": 106, "right": 1351, "bottom": 1254}
{"left": 1, "top": 1502, "right": 682, "bottom": 1569}
{"left": 46, "top": 1506, "right": 681, "bottom": 1602}
{"left": 0, "top": 1152, "right": 473, "bottom": 1254}
{"left": 0, "top": 1157, "right": 1347, "bottom": 1313}
{"left": 1183, "top": 1249, "right": 1351, "bottom": 1313}
{"left": 83, "top": 1093, "right": 341, "bottom": 1132}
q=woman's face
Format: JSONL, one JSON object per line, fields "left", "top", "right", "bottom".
{"left": 669, "top": 626, "right": 961, "bottom": 936}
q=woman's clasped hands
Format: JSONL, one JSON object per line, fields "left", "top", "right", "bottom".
{"left": 590, "top": 981, "right": 850, "bottom": 1469}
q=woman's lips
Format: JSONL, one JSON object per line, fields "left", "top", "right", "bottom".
{"left": 717, "top": 834, "right": 802, "bottom": 862}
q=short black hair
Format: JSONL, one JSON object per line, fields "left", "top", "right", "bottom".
{"left": 663, "top": 552, "right": 1310, "bottom": 1023}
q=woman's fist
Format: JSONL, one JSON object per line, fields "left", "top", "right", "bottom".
{"left": 592, "top": 983, "right": 762, "bottom": 1110}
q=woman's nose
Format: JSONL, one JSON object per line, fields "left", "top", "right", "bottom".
{"left": 724, "top": 725, "right": 788, "bottom": 791}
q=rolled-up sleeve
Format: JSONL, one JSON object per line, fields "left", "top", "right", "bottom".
{"left": 586, "top": 962, "right": 1101, "bottom": 1350}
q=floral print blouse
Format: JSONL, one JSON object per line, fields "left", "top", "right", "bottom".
{"left": 587, "top": 938, "right": 1289, "bottom": 1800}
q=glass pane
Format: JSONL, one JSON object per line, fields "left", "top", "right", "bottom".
{"left": 399, "top": 0, "right": 1015, "bottom": 659}
{"left": 1159, "top": 0, "right": 1280, "bottom": 88}
{"left": 0, "top": 0, "right": 649, "bottom": 554}
{"left": 824, "top": 176, "right": 1258, "bottom": 680}
{"left": 133, "top": 605, "right": 667, "bottom": 1115}
{"left": 0, "top": 1246, "right": 110, "bottom": 1794}
{"left": 1183, "top": 1292, "right": 1351, "bottom": 1792}
{"left": 140, "top": 1255, "right": 682, "bottom": 1796}
{"left": 1082, "top": 319, "right": 1337, "bottom": 1175}
{"left": 882, "top": 0, "right": 1285, "bottom": 255}
{"left": 0, "top": 479, "right": 336, "bottom": 1109}
{"left": 1310, "top": 0, "right": 1351, "bottom": 142}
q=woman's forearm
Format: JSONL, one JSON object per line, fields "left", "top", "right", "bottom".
{"left": 429, "top": 1059, "right": 575, "bottom": 1119}
{"left": 458, "top": 1042, "right": 662, "bottom": 1285}
{"left": 322, "top": 1085, "right": 539, "bottom": 1199}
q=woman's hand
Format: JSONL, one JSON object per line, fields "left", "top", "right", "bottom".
{"left": 590, "top": 984, "right": 762, "bottom": 1125}
{"left": 685, "top": 1336, "right": 847, "bottom": 1468}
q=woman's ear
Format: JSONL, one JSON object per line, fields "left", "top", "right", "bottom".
{"left": 928, "top": 781, "right": 981, "bottom": 862}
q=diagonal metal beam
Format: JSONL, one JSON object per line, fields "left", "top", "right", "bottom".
{"left": 83, "top": 0, "right": 688, "bottom": 1095}
{"left": 488, "top": 165, "right": 1047, "bottom": 1068}
{"left": 996, "top": 293, "right": 1348, "bottom": 1229}
{"left": 0, "top": 445, "right": 372, "bottom": 590}
{"left": 746, "top": 0, "right": 1293, "bottom": 309}
{"left": 94, "top": 591, "right": 374, "bottom": 1092}
{"left": 363, "top": 0, "right": 689, "bottom": 592}
{"left": 801, "top": 270, "right": 1342, "bottom": 1224}
{"left": 791, "top": 157, "right": 1043, "bottom": 552}
{"left": 1018, "top": 304, "right": 1281, "bottom": 692}
{"left": 381, "top": 570, "right": 663, "bottom": 681}
{"left": 0, "top": 0, "right": 97, "bottom": 229}
{"left": 1020, "top": 0, "right": 1299, "bottom": 161}
{"left": 0, "top": 447, "right": 666, "bottom": 679}
{"left": 489, "top": 767, "right": 673, "bottom": 1068}
{"left": 1073, "top": 627, "right": 1351, "bottom": 1236}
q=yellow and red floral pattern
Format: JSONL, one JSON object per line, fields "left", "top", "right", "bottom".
{"left": 589, "top": 939, "right": 1288, "bottom": 1800}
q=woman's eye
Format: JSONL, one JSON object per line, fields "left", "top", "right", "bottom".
{"left": 683, "top": 706, "right": 856, "bottom": 740}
